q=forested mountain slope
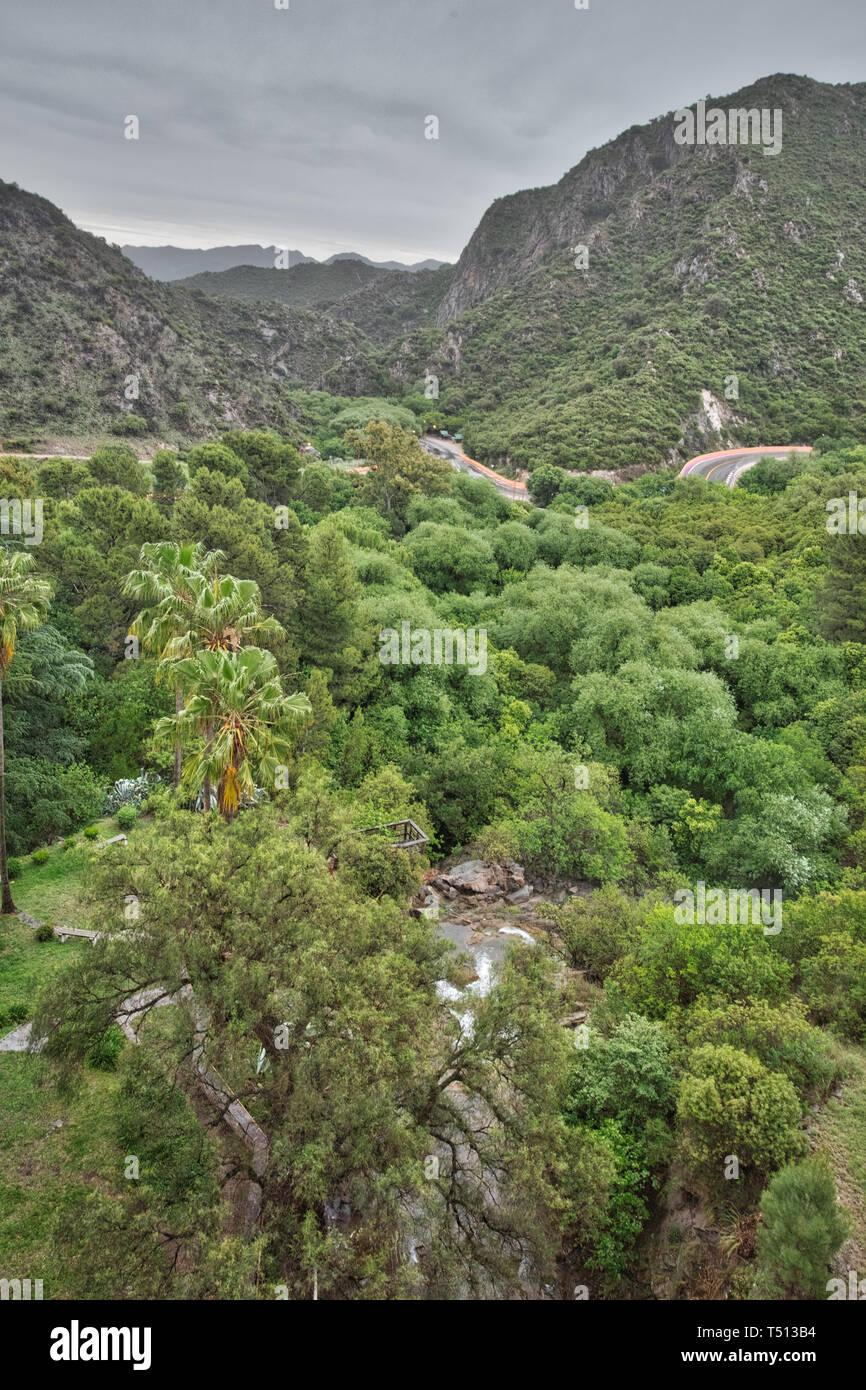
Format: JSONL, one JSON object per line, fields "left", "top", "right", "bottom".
{"left": 385, "top": 74, "right": 866, "bottom": 470}
{"left": 0, "top": 181, "right": 385, "bottom": 439}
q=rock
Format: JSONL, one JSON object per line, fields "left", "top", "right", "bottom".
{"left": 506, "top": 885, "right": 532, "bottom": 904}
{"left": 559, "top": 1011, "right": 587, "bottom": 1028}
{"left": 440, "top": 859, "right": 502, "bottom": 893}
{"left": 437, "top": 858, "right": 527, "bottom": 896}
{"left": 503, "top": 859, "right": 526, "bottom": 891}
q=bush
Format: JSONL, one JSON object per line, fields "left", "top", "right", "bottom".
{"left": 104, "top": 770, "right": 161, "bottom": 814}
{"left": 116, "top": 806, "right": 139, "bottom": 831}
{"left": 6, "top": 856, "right": 22, "bottom": 879}
{"left": 676, "top": 1044, "right": 807, "bottom": 1185}
{"left": 109, "top": 413, "right": 148, "bottom": 437}
{"left": 0, "top": 1001, "right": 29, "bottom": 1028}
{"left": 35, "top": 922, "right": 55, "bottom": 942}
{"left": 566, "top": 1014, "right": 676, "bottom": 1131}
{"left": 30, "top": 848, "right": 50, "bottom": 865}
{"left": 83, "top": 825, "right": 100, "bottom": 840}
{"left": 753, "top": 1159, "right": 849, "bottom": 1298}
{"left": 85, "top": 1024, "right": 125, "bottom": 1071}
{"left": 63, "top": 837, "right": 76, "bottom": 851}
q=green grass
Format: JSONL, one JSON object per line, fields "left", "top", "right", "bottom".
{"left": 0, "top": 1054, "right": 122, "bottom": 1297}
{"left": 0, "top": 918, "right": 86, "bottom": 1035}
{"left": 10, "top": 815, "right": 133, "bottom": 927}
{"left": 0, "top": 815, "right": 143, "bottom": 1035}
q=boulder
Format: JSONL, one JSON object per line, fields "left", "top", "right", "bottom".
{"left": 506, "top": 884, "right": 532, "bottom": 904}
{"left": 437, "top": 859, "right": 527, "bottom": 895}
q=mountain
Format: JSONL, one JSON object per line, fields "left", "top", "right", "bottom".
{"left": 177, "top": 258, "right": 453, "bottom": 346}
{"left": 5, "top": 74, "right": 866, "bottom": 466}
{"left": 121, "top": 244, "right": 448, "bottom": 281}
{"left": 0, "top": 181, "right": 385, "bottom": 440}
{"left": 120, "top": 244, "right": 314, "bottom": 280}
{"left": 386, "top": 73, "right": 866, "bottom": 470}
{"left": 178, "top": 258, "right": 388, "bottom": 307}
{"left": 324, "top": 252, "right": 449, "bottom": 272}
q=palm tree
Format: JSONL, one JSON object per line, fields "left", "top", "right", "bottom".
{"left": 126, "top": 545, "right": 286, "bottom": 796}
{"left": 0, "top": 551, "right": 52, "bottom": 913}
{"left": 124, "top": 542, "right": 221, "bottom": 788}
{"left": 155, "top": 647, "right": 311, "bottom": 820}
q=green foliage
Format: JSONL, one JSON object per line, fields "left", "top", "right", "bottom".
{"left": 566, "top": 1014, "right": 676, "bottom": 1130}
{"left": 30, "top": 849, "right": 50, "bottom": 865}
{"left": 676, "top": 1044, "right": 807, "bottom": 1183}
{"left": 753, "top": 1159, "right": 849, "bottom": 1298}
{"left": 83, "top": 825, "right": 99, "bottom": 840}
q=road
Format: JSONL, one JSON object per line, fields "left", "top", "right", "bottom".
{"left": 420, "top": 434, "right": 529, "bottom": 499}
{"left": 679, "top": 445, "right": 813, "bottom": 487}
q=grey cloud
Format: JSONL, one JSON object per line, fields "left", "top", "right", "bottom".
{"left": 0, "top": 0, "right": 864, "bottom": 263}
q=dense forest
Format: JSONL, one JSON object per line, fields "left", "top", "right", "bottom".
{"left": 1, "top": 418, "right": 864, "bottom": 1300}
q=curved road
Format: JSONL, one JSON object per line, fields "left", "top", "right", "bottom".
{"left": 420, "top": 434, "right": 528, "bottom": 499}
{"left": 679, "top": 445, "right": 813, "bottom": 487}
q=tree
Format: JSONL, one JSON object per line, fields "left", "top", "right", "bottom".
{"left": 754, "top": 1159, "right": 849, "bottom": 1298}
{"left": 818, "top": 528, "right": 866, "bottom": 643}
{"left": 124, "top": 542, "right": 223, "bottom": 788}
{"left": 0, "top": 550, "right": 51, "bottom": 911}
{"left": 156, "top": 647, "right": 310, "bottom": 819}
{"left": 125, "top": 544, "right": 285, "bottom": 791}
{"left": 150, "top": 450, "right": 185, "bottom": 517}
{"left": 346, "top": 420, "right": 451, "bottom": 527}
{"left": 566, "top": 1014, "right": 676, "bottom": 1130}
{"left": 676, "top": 1044, "right": 806, "bottom": 1186}
{"left": 34, "top": 806, "right": 572, "bottom": 1298}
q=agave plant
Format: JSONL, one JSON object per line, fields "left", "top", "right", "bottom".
{"left": 104, "top": 769, "right": 162, "bottom": 814}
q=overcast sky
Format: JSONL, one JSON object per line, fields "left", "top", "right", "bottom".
{"left": 1, "top": 0, "right": 864, "bottom": 263}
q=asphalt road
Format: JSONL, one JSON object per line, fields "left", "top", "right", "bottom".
{"left": 420, "top": 434, "right": 529, "bottom": 499}
{"left": 679, "top": 445, "right": 814, "bottom": 487}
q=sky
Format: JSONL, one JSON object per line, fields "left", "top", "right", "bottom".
{"left": 1, "top": 0, "right": 864, "bottom": 264}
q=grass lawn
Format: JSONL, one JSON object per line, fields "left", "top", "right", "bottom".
{"left": 9, "top": 815, "right": 121, "bottom": 928}
{"left": 0, "top": 918, "right": 86, "bottom": 1035}
{"left": 0, "top": 1053, "right": 123, "bottom": 1298}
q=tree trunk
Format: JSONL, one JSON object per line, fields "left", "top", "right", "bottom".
{"left": 0, "top": 676, "right": 16, "bottom": 915}
{"left": 202, "top": 721, "right": 213, "bottom": 814}
{"left": 173, "top": 685, "right": 182, "bottom": 789}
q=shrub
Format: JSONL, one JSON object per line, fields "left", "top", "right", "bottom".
{"left": 85, "top": 1024, "right": 125, "bottom": 1071}
{"left": 30, "top": 848, "right": 50, "bottom": 865}
{"left": 83, "top": 825, "right": 100, "bottom": 841}
{"left": 753, "top": 1159, "right": 849, "bottom": 1298}
{"left": 566, "top": 1014, "right": 676, "bottom": 1131}
{"left": 104, "top": 770, "right": 161, "bottom": 814}
{"left": 6, "top": 856, "right": 22, "bottom": 879}
{"left": 63, "top": 837, "right": 76, "bottom": 851}
{"left": 109, "top": 413, "right": 148, "bottom": 436}
{"left": 0, "top": 1001, "right": 29, "bottom": 1028}
{"left": 676, "top": 1044, "right": 807, "bottom": 1185}
{"left": 35, "top": 922, "right": 55, "bottom": 942}
{"left": 116, "top": 806, "right": 139, "bottom": 831}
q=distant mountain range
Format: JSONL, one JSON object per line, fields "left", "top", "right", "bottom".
{"left": 121, "top": 244, "right": 448, "bottom": 281}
